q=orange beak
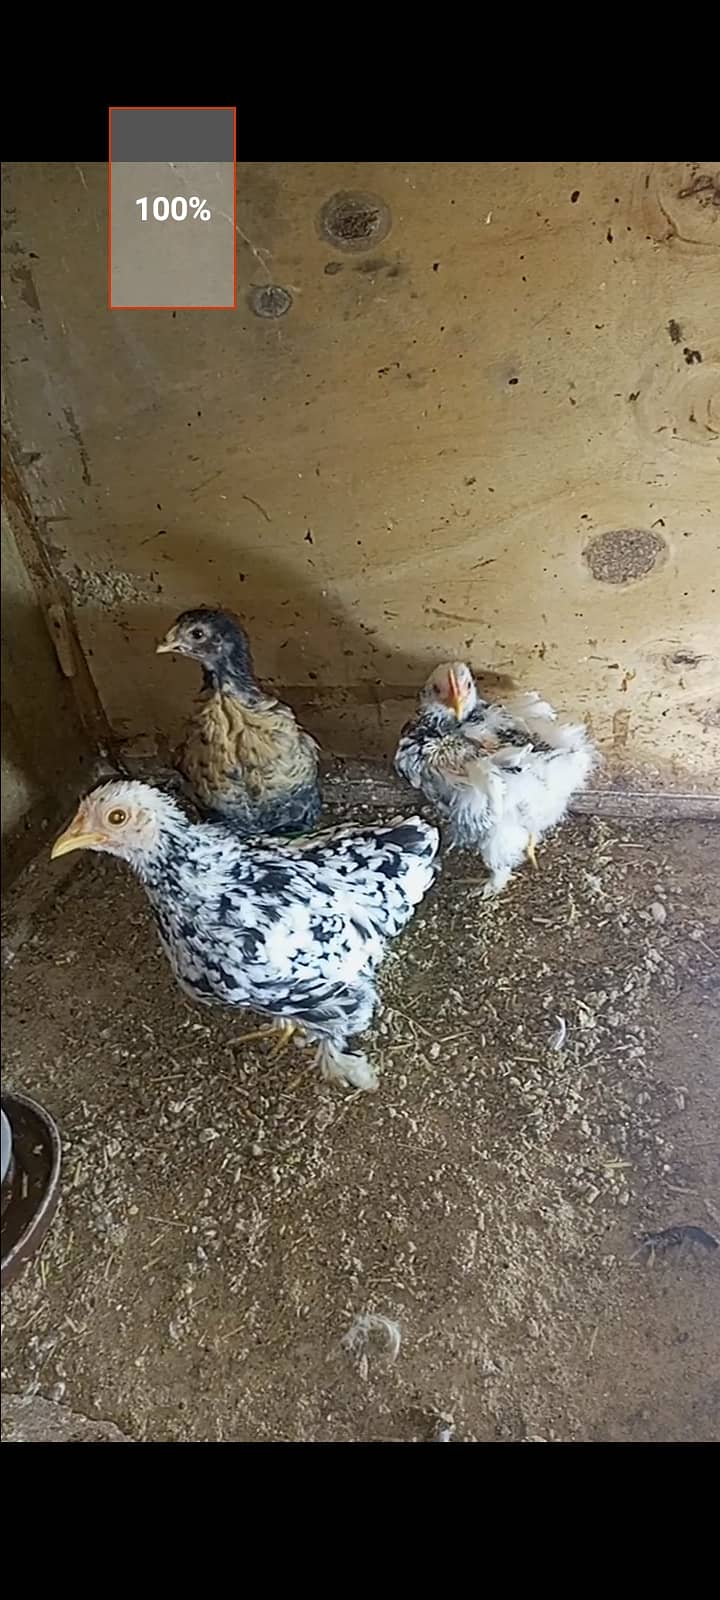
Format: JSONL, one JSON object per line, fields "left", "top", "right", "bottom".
{"left": 448, "top": 668, "right": 464, "bottom": 719}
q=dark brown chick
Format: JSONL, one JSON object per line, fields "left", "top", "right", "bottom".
{"left": 157, "top": 607, "right": 321, "bottom": 836}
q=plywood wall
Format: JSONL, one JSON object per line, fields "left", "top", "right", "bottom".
{"left": 1, "top": 509, "right": 92, "bottom": 877}
{"left": 3, "top": 161, "right": 719, "bottom": 796}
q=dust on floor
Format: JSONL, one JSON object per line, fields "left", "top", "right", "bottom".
{"left": 1, "top": 812, "right": 719, "bottom": 1442}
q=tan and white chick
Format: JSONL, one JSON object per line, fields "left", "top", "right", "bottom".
{"left": 157, "top": 607, "right": 321, "bottom": 838}
{"left": 395, "top": 661, "right": 598, "bottom": 897}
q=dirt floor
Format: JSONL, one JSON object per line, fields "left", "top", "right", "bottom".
{"left": 1, "top": 804, "right": 719, "bottom": 1443}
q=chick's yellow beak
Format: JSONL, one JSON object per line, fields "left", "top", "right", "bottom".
{"left": 50, "top": 814, "right": 108, "bottom": 859}
{"left": 156, "top": 629, "right": 178, "bottom": 655}
{"left": 448, "top": 669, "right": 464, "bottom": 719}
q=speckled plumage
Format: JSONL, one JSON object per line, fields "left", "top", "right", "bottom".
{"left": 396, "top": 668, "right": 598, "bottom": 897}
{"left": 54, "top": 781, "right": 440, "bottom": 1090}
{"left": 158, "top": 608, "right": 321, "bottom": 837}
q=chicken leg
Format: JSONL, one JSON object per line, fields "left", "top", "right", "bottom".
{"left": 237, "top": 1019, "right": 302, "bottom": 1059}
{"left": 526, "top": 835, "right": 538, "bottom": 871}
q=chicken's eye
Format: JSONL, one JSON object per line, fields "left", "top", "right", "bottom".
{"left": 190, "top": 627, "right": 205, "bottom": 641}
{"left": 107, "top": 808, "right": 128, "bottom": 826}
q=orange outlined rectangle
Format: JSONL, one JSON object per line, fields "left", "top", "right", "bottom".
{"left": 108, "top": 106, "right": 237, "bottom": 310}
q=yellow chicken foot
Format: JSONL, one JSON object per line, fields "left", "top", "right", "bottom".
{"left": 526, "top": 835, "right": 538, "bottom": 871}
{"left": 267, "top": 1021, "right": 301, "bottom": 1060}
{"left": 237, "top": 1019, "right": 300, "bottom": 1058}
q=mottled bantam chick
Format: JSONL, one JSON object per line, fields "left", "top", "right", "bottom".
{"left": 157, "top": 607, "right": 321, "bottom": 836}
{"left": 51, "top": 781, "right": 440, "bottom": 1092}
{"left": 395, "top": 662, "right": 598, "bottom": 898}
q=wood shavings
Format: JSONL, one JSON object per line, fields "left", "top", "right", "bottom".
{"left": 3, "top": 791, "right": 719, "bottom": 1442}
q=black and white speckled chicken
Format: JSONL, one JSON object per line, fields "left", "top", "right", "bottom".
{"left": 395, "top": 661, "right": 598, "bottom": 897}
{"left": 51, "top": 781, "right": 440, "bottom": 1091}
{"left": 156, "top": 607, "right": 321, "bottom": 837}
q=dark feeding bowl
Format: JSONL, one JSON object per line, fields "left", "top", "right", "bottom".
{"left": 1, "top": 1092, "right": 62, "bottom": 1290}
